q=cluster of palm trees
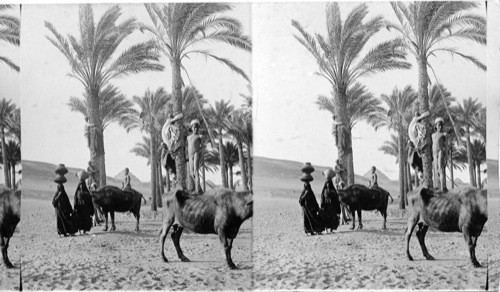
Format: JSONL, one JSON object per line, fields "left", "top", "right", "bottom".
{"left": 296, "top": 2, "right": 485, "bottom": 209}
{"left": 0, "top": 5, "right": 20, "bottom": 189}
{"left": 46, "top": 4, "right": 251, "bottom": 211}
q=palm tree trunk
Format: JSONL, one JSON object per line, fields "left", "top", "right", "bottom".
{"left": 1, "top": 127, "right": 10, "bottom": 188}
{"left": 88, "top": 88, "right": 106, "bottom": 188}
{"left": 449, "top": 147, "right": 455, "bottom": 189}
{"left": 229, "top": 165, "right": 233, "bottom": 190}
{"left": 171, "top": 58, "right": 188, "bottom": 189}
{"left": 237, "top": 142, "right": 249, "bottom": 191}
{"left": 150, "top": 132, "right": 157, "bottom": 211}
{"left": 398, "top": 132, "right": 405, "bottom": 210}
{"left": 166, "top": 168, "right": 171, "bottom": 192}
{"left": 407, "top": 162, "right": 413, "bottom": 192}
{"left": 202, "top": 166, "right": 206, "bottom": 192}
{"left": 465, "top": 127, "right": 476, "bottom": 187}
{"left": 417, "top": 58, "right": 433, "bottom": 189}
{"left": 476, "top": 161, "right": 481, "bottom": 189}
{"left": 246, "top": 145, "right": 252, "bottom": 192}
{"left": 219, "top": 134, "right": 228, "bottom": 188}
{"left": 10, "top": 164, "right": 15, "bottom": 190}
{"left": 333, "top": 87, "right": 352, "bottom": 185}
{"left": 157, "top": 162, "right": 163, "bottom": 208}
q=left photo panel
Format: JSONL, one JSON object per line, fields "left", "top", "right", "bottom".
{"left": 0, "top": 3, "right": 21, "bottom": 290}
{"left": 20, "top": 3, "right": 252, "bottom": 290}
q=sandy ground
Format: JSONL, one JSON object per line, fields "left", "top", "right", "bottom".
{"left": 0, "top": 227, "right": 21, "bottom": 291}
{"left": 253, "top": 191, "right": 496, "bottom": 290}
{"left": 19, "top": 197, "right": 252, "bottom": 290}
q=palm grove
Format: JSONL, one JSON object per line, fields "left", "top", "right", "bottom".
{"left": 0, "top": 5, "right": 21, "bottom": 190}
{"left": 295, "top": 2, "right": 486, "bottom": 209}
{"left": 46, "top": 4, "right": 252, "bottom": 210}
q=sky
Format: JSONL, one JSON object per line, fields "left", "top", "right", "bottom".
{"left": 21, "top": 3, "right": 251, "bottom": 183}
{"left": 253, "top": 2, "right": 487, "bottom": 182}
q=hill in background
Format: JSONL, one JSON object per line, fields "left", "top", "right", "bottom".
{"left": 114, "top": 168, "right": 144, "bottom": 187}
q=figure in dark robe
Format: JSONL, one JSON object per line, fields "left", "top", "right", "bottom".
{"left": 52, "top": 184, "right": 77, "bottom": 236}
{"left": 73, "top": 181, "right": 94, "bottom": 234}
{"left": 319, "top": 178, "right": 341, "bottom": 232}
{"left": 299, "top": 182, "right": 324, "bottom": 235}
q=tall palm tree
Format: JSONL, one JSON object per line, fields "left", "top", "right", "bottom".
{"left": 221, "top": 141, "right": 239, "bottom": 190}
{"left": 226, "top": 109, "right": 250, "bottom": 191}
{"left": 453, "top": 97, "right": 482, "bottom": 187}
{"left": 5, "top": 140, "right": 19, "bottom": 189}
{"left": 317, "top": 83, "right": 383, "bottom": 180}
{"left": 293, "top": 3, "right": 410, "bottom": 185}
{"left": 122, "top": 88, "right": 169, "bottom": 211}
{"left": 372, "top": 86, "right": 416, "bottom": 209}
{"left": 46, "top": 4, "right": 164, "bottom": 188}
{"left": 6, "top": 107, "right": 20, "bottom": 144}
{"left": 207, "top": 99, "right": 234, "bottom": 188}
{"left": 388, "top": 1, "right": 486, "bottom": 188}
{"left": 469, "top": 139, "right": 486, "bottom": 189}
{"left": 0, "top": 98, "right": 15, "bottom": 187}
{"left": 141, "top": 3, "right": 251, "bottom": 189}
{"left": 0, "top": 5, "right": 20, "bottom": 71}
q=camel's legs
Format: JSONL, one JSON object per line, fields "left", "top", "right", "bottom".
{"left": 350, "top": 210, "right": 356, "bottom": 230}
{"left": 134, "top": 212, "right": 140, "bottom": 232}
{"left": 160, "top": 217, "right": 174, "bottom": 262}
{"left": 1, "top": 236, "right": 13, "bottom": 268}
{"left": 464, "top": 231, "right": 481, "bottom": 267}
{"left": 357, "top": 209, "right": 363, "bottom": 230}
{"left": 405, "top": 212, "right": 419, "bottom": 261}
{"left": 110, "top": 211, "right": 116, "bottom": 231}
{"left": 380, "top": 209, "right": 387, "bottom": 230}
{"left": 218, "top": 230, "right": 237, "bottom": 269}
{"left": 103, "top": 211, "right": 109, "bottom": 231}
{"left": 171, "top": 224, "right": 189, "bottom": 262}
{"left": 416, "top": 223, "right": 434, "bottom": 260}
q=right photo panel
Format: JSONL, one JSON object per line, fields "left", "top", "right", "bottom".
{"left": 253, "top": 2, "right": 492, "bottom": 290}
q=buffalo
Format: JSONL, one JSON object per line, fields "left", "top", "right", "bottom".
{"left": 160, "top": 188, "right": 253, "bottom": 269}
{"left": 337, "top": 184, "right": 393, "bottom": 230}
{"left": 0, "top": 186, "right": 20, "bottom": 268}
{"left": 405, "top": 186, "right": 487, "bottom": 267}
{"left": 90, "top": 186, "right": 146, "bottom": 232}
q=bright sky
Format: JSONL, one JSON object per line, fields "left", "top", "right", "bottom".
{"left": 253, "top": 2, "right": 486, "bottom": 182}
{"left": 21, "top": 3, "right": 251, "bottom": 183}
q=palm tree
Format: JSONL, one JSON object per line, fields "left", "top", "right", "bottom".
{"left": 0, "top": 98, "right": 15, "bottom": 188}
{"left": 219, "top": 141, "right": 239, "bottom": 190}
{"left": 453, "top": 98, "right": 482, "bottom": 187}
{"left": 226, "top": 109, "right": 250, "bottom": 191}
{"left": 372, "top": 86, "right": 416, "bottom": 209}
{"left": 207, "top": 99, "right": 234, "bottom": 188}
{"left": 5, "top": 140, "right": 19, "bottom": 189}
{"left": 388, "top": 1, "right": 486, "bottom": 188}
{"left": 6, "top": 107, "right": 20, "bottom": 144}
{"left": 122, "top": 88, "right": 169, "bottom": 211}
{"left": 0, "top": 5, "right": 20, "bottom": 71}
{"left": 317, "top": 83, "right": 384, "bottom": 181}
{"left": 141, "top": 3, "right": 251, "bottom": 189}
{"left": 293, "top": 3, "right": 410, "bottom": 185}
{"left": 469, "top": 139, "right": 486, "bottom": 189}
{"left": 46, "top": 4, "right": 164, "bottom": 188}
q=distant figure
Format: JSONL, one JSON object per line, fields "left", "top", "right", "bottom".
{"left": 86, "top": 161, "right": 97, "bottom": 188}
{"left": 333, "top": 171, "right": 345, "bottom": 190}
{"left": 73, "top": 170, "right": 94, "bottom": 234}
{"left": 187, "top": 119, "right": 203, "bottom": 193}
{"left": 319, "top": 169, "right": 340, "bottom": 232}
{"left": 432, "top": 117, "right": 448, "bottom": 192}
{"left": 299, "top": 174, "right": 323, "bottom": 235}
{"left": 122, "top": 168, "right": 131, "bottom": 191}
{"left": 52, "top": 183, "right": 76, "bottom": 237}
{"left": 334, "top": 159, "right": 345, "bottom": 176}
{"left": 408, "top": 105, "right": 430, "bottom": 153}
{"left": 369, "top": 166, "right": 378, "bottom": 188}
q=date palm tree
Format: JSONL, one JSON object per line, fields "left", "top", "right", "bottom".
{"left": 46, "top": 4, "right": 164, "bottom": 187}
{"left": 293, "top": 3, "right": 410, "bottom": 185}
{"left": 0, "top": 5, "right": 20, "bottom": 71}
{"left": 453, "top": 97, "right": 482, "bottom": 187}
{"left": 141, "top": 3, "right": 251, "bottom": 189}
{"left": 317, "top": 83, "right": 383, "bottom": 181}
{"left": 0, "top": 98, "right": 15, "bottom": 187}
{"left": 122, "top": 88, "right": 169, "bottom": 211}
{"left": 207, "top": 99, "right": 234, "bottom": 188}
{"left": 226, "top": 109, "right": 250, "bottom": 191}
{"left": 387, "top": 1, "right": 486, "bottom": 188}
{"left": 372, "top": 86, "right": 416, "bottom": 209}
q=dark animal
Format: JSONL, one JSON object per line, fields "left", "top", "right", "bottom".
{"left": 160, "top": 188, "right": 253, "bottom": 269}
{"left": 0, "top": 187, "right": 20, "bottom": 268}
{"left": 90, "top": 186, "right": 146, "bottom": 232}
{"left": 405, "top": 187, "right": 487, "bottom": 267}
{"left": 337, "top": 184, "right": 393, "bottom": 230}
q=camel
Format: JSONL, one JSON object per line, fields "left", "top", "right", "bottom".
{"left": 0, "top": 186, "right": 21, "bottom": 268}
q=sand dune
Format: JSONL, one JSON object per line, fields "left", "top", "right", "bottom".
{"left": 19, "top": 197, "right": 252, "bottom": 290}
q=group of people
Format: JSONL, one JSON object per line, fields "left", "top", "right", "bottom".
{"left": 52, "top": 170, "right": 95, "bottom": 237}
{"left": 161, "top": 113, "right": 204, "bottom": 194}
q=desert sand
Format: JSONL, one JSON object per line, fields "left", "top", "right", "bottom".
{"left": 18, "top": 197, "right": 252, "bottom": 290}
{"left": 253, "top": 191, "right": 495, "bottom": 290}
